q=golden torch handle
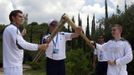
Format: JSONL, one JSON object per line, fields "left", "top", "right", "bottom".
{"left": 63, "top": 14, "right": 94, "bottom": 48}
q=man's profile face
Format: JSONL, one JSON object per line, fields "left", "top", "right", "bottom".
{"left": 12, "top": 13, "right": 24, "bottom": 26}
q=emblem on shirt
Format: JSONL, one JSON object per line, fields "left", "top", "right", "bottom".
{"left": 53, "top": 49, "right": 59, "bottom": 54}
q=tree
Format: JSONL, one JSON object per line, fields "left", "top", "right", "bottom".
{"left": 105, "top": 0, "right": 108, "bottom": 19}
{"left": 71, "top": 16, "right": 75, "bottom": 32}
{"left": 23, "top": 13, "right": 28, "bottom": 26}
{"left": 86, "top": 15, "right": 90, "bottom": 37}
{"left": 84, "top": 15, "right": 91, "bottom": 52}
{"left": 0, "top": 24, "right": 5, "bottom": 64}
{"left": 125, "top": 0, "right": 127, "bottom": 12}
{"left": 69, "top": 16, "right": 76, "bottom": 49}
{"left": 67, "top": 24, "right": 71, "bottom": 32}
{"left": 78, "top": 13, "right": 83, "bottom": 49}
{"left": 104, "top": 0, "right": 110, "bottom": 41}
{"left": 29, "top": 22, "right": 38, "bottom": 43}
{"left": 116, "top": 5, "right": 121, "bottom": 15}
{"left": 91, "top": 14, "right": 96, "bottom": 40}
{"left": 78, "top": 13, "right": 82, "bottom": 27}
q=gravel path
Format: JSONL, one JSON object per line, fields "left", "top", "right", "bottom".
{"left": 0, "top": 68, "right": 3, "bottom": 75}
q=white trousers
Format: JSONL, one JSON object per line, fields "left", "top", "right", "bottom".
{"left": 4, "top": 66, "right": 23, "bottom": 75}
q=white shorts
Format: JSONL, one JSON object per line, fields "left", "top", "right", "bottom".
{"left": 4, "top": 66, "right": 23, "bottom": 75}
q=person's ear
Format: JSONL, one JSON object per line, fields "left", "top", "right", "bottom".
{"left": 12, "top": 16, "right": 15, "bottom": 21}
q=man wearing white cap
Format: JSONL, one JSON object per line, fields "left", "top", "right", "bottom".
{"left": 42, "top": 20, "right": 82, "bottom": 75}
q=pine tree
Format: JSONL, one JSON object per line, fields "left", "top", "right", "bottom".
{"left": 99, "top": 23, "right": 101, "bottom": 30}
{"left": 70, "top": 16, "right": 76, "bottom": 49}
{"left": 78, "top": 13, "right": 83, "bottom": 48}
{"left": 86, "top": 15, "right": 90, "bottom": 38}
{"left": 67, "top": 23, "right": 70, "bottom": 32}
{"left": 71, "top": 16, "right": 75, "bottom": 32}
{"left": 105, "top": 0, "right": 108, "bottom": 19}
{"left": 104, "top": 0, "right": 108, "bottom": 29}
{"left": 84, "top": 15, "right": 91, "bottom": 52}
{"left": 25, "top": 13, "right": 28, "bottom": 26}
{"left": 116, "top": 5, "right": 121, "bottom": 15}
{"left": 78, "top": 13, "right": 82, "bottom": 27}
{"left": 30, "top": 23, "right": 33, "bottom": 43}
{"left": 29, "top": 22, "right": 38, "bottom": 43}
{"left": 125, "top": 0, "right": 127, "bottom": 12}
{"left": 72, "top": 16, "right": 75, "bottom": 23}
{"left": 104, "top": 0, "right": 110, "bottom": 41}
{"left": 99, "top": 23, "right": 104, "bottom": 34}
{"left": 91, "top": 14, "right": 95, "bottom": 40}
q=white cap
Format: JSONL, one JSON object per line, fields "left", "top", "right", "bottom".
{"left": 48, "top": 19, "right": 58, "bottom": 27}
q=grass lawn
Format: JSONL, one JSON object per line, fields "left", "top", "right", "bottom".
{"left": 24, "top": 69, "right": 46, "bottom": 75}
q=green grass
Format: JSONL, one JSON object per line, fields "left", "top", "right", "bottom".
{"left": 24, "top": 69, "right": 46, "bottom": 75}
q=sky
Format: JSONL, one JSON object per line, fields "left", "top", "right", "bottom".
{"left": 0, "top": 0, "right": 134, "bottom": 30}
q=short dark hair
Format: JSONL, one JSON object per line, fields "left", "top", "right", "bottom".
{"left": 9, "top": 10, "right": 23, "bottom": 22}
{"left": 97, "top": 34, "right": 104, "bottom": 39}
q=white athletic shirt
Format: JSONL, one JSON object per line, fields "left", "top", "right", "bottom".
{"left": 94, "top": 43, "right": 108, "bottom": 61}
{"left": 3, "top": 24, "right": 38, "bottom": 68}
{"left": 103, "top": 39, "right": 133, "bottom": 75}
{"left": 42, "top": 32, "right": 72, "bottom": 60}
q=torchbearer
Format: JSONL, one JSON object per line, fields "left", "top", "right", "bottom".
{"left": 2, "top": 10, "right": 48, "bottom": 75}
{"left": 42, "top": 20, "right": 82, "bottom": 75}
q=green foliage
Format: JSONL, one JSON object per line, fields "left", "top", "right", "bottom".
{"left": 86, "top": 15, "right": 90, "bottom": 38}
{"left": 23, "top": 22, "right": 48, "bottom": 64}
{"left": 0, "top": 25, "right": 5, "bottom": 64}
{"left": 77, "top": 14, "right": 83, "bottom": 48}
{"left": 24, "top": 48, "right": 94, "bottom": 75}
{"left": 24, "top": 69, "right": 45, "bottom": 75}
{"left": 91, "top": 15, "right": 96, "bottom": 40}
{"left": 98, "top": 4, "right": 134, "bottom": 43}
{"left": 25, "top": 22, "right": 48, "bottom": 43}
{"left": 66, "top": 49, "right": 94, "bottom": 75}
{"left": 26, "top": 56, "right": 46, "bottom": 70}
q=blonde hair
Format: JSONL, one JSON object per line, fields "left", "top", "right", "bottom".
{"left": 112, "top": 24, "right": 123, "bottom": 33}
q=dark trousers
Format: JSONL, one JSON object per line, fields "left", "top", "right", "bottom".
{"left": 95, "top": 61, "right": 108, "bottom": 75}
{"left": 46, "top": 57, "right": 65, "bottom": 75}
